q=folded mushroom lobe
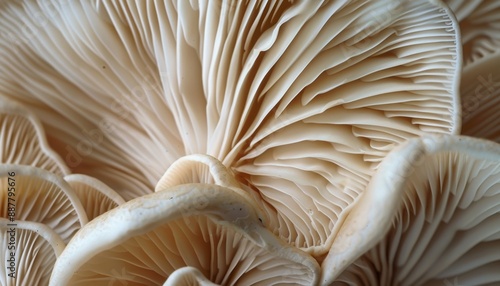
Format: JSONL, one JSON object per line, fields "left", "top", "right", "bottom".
{"left": 330, "top": 135, "right": 500, "bottom": 285}
{"left": 0, "top": 99, "right": 69, "bottom": 176}
{"left": 0, "top": 165, "right": 87, "bottom": 243}
{"left": 155, "top": 154, "right": 241, "bottom": 191}
{"left": 233, "top": 0, "right": 461, "bottom": 256}
{"left": 0, "top": 218, "right": 65, "bottom": 286}
{"left": 64, "top": 173, "right": 126, "bottom": 220}
{"left": 49, "top": 184, "right": 320, "bottom": 286}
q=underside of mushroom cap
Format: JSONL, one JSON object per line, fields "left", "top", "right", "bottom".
{"left": 330, "top": 135, "right": 500, "bottom": 285}
{"left": 0, "top": 99, "right": 69, "bottom": 175}
{"left": 0, "top": 164, "right": 87, "bottom": 242}
{"left": 49, "top": 184, "right": 320, "bottom": 285}
{"left": 0, "top": 218, "right": 65, "bottom": 286}
{"left": 445, "top": 0, "right": 500, "bottom": 66}
{"left": 0, "top": 0, "right": 461, "bottom": 212}
{"left": 0, "top": 0, "right": 182, "bottom": 200}
{"left": 64, "top": 174, "right": 126, "bottom": 220}
{"left": 232, "top": 0, "right": 461, "bottom": 255}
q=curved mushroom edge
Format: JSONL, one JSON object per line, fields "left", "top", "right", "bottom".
{"left": 0, "top": 99, "right": 70, "bottom": 175}
{"left": 321, "top": 134, "right": 500, "bottom": 285}
{"left": 0, "top": 164, "right": 88, "bottom": 242}
{"left": 64, "top": 173, "right": 126, "bottom": 220}
{"left": 49, "top": 183, "right": 321, "bottom": 285}
{"left": 155, "top": 154, "right": 241, "bottom": 191}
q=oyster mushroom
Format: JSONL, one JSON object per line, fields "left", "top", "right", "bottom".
{"left": 49, "top": 184, "right": 320, "bottom": 285}
{"left": 0, "top": 0, "right": 460, "bottom": 215}
{"left": 331, "top": 135, "right": 500, "bottom": 285}
{"left": 233, "top": 0, "right": 461, "bottom": 260}
{"left": 0, "top": 0, "right": 465, "bottom": 282}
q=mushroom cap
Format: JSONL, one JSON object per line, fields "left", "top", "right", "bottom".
{"left": 330, "top": 135, "right": 500, "bottom": 285}
{"left": 233, "top": 0, "right": 461, "bottom": 256}
{"left": 0, "top": 99, "right": 69, "bottom": 175}
{"left": 0, "top": 218, "right": 65, "bottom": 286}
{"left": 64, "top": 174, "right": 126, "bottom": 220}
{"left": 0, "top": 164, "right": 87, "bottom": 242}
{"left": 49, "top": 184, "right": 320, "bottom": 285}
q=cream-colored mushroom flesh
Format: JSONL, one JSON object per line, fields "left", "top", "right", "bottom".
{"left": 0, "top": 218, "right": 65, "bottom": 286}
{"left": 0, "top": 100, "right": 69, "bottom": 175}
{"left": 331, "top": 135, "right": 500, "bottom": 285}
{"left": 49, "top": 185, "right": 320, "bottom": 285}
{"left": 155, "top": 154, "right": 241, "bottom": 190}
{"left": 0, "top": 1, "right": 460, "bottom": 249}
{"left": 233, "top": 0, "right": 460, "bottom": 255}
{"left": 64, "top": 174, "right": 126, "bottom": 220}
{"left": 0, "top": 165, "right": 87, "bottom": 243}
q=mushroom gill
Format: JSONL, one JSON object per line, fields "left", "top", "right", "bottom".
{"left": 0, "top": 218, "right": 65, "bottom": 286}
{"left": 331, "top": 135, "right": 500, "bottom": 285}
{"left": 49, "top": 184, "right": 320, "bottom": 285}
{"left": 0, "top": 99, "right": 69, "bottom": 176}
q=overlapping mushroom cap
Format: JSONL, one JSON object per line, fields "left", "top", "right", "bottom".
{"left": 0, "top": 101, "right": 125, "bottom": 285}
{"left": 50, "top": 155, "right": 320, "bottom": 285}
{"left": 332, "top": 135, "right": 500, "bottom": 285}
{"left": 0, "top": 219, "right": 65, "bottom": 286}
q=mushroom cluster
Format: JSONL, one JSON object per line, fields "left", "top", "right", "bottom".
{"left": 0, "top": 0, "right": 498, "bottom": 285}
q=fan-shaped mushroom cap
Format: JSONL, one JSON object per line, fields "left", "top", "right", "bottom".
{"left": 0, "top": 165, "right": 87, "bottom": 242}
{"left": 0, "top": 99, "right": 69, "bottom": 175}
{"left": 49, "top": 185, "right": 320, "bottom": 285}
{"left": 330, "top": 135, "right": 500, "bottom": 285}
{"left": 233, "top": 0, "right": 461, "bottom": 256}
{"left": 64, "top": 174, "right": 125, "bottom": 220}
{"left": 0, "top": 218, "right": 65, "bottom": 286}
